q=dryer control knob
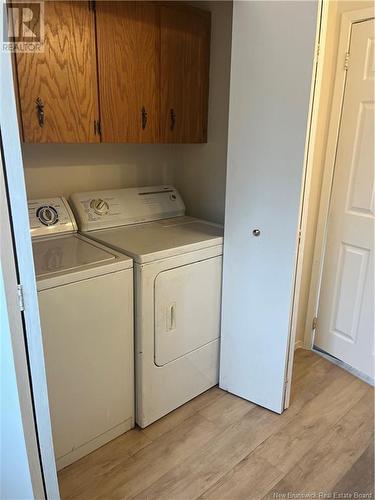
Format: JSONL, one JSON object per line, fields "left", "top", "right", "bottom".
{"left": 90, "top": 198, "right": 109, "bottom": 215}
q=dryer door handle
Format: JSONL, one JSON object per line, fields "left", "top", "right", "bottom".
{"left": 167, "top": 303, "right": 176, "bottom": 331}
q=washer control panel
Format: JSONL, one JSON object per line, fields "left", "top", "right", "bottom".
{"left": 28, "top": 197, "right": 77, "bottom": 239}
{"left": 70, "top": 185, "right": 185, "bottom": 232}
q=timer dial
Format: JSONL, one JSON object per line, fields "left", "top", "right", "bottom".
{"left": 37, "top": 206, "right": 59, "bottom": 226}
{"left": 90, "top": 198, "right": 109, "bottom": 215}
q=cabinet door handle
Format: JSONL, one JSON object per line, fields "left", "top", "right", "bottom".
{"left": 36, "top": 97, "right": 44, "bottom": 128}
{"left": 170, "top": 108, "right": 176, "bottom": 131}
{"left": 141, "top": 106, "right": 148, "bottom": 130}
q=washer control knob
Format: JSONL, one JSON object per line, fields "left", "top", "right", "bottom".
{"left": 90, "top": 198, "right": 109, "bottom": 215}
{"left": 37, "top": 206, "right": 59, "bottom": 226}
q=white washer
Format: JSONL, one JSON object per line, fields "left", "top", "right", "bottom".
{"left": 70, "top": 186, "right": 223, "bottom": 427}
{"left": 29, "top": 197, "right": 134, "bottom": 470}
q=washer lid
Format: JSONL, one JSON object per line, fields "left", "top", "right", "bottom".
{"left": 32, "top": 234, "right": 123, "bottom": 279}
{"left": 84, "top": 217, "right": 223, "bottom": 264}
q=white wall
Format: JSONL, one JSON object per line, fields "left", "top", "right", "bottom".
{"left": 0, "top": 267, "right": 34, "bottom": 500}
{"left": 295, "top": 0, "right": 374, "bottom": 346}
{"left": 23, "top": 143, "right": 176, "bottom": 199}
{"left": 172, "top": 1, "right": 232, "bottom": 224}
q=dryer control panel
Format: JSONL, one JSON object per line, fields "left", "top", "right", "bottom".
{"left": 28, "top": 197, "right": 78, "bottom": 239}
{"left": 70, "top": 185, "right": 186, "bottom": 232}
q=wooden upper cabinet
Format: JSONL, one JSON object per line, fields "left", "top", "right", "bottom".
{"left": 160, "top": 5, "right": 211, "bottom": 143}
{"left": 15, "top": 1, "right": 99, "bottom": 143}
{"left": 14, "top": 1, "right": 210, "bottom": 144}
{"left": 95, "top": 1, "right": 159, "bottom": 143}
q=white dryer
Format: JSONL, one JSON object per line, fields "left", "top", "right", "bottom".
{"left": 29, "top": 197, "right": 134, "bottom": 469}
{"left": 70, "top": 186, "right": 223, "bottom": 427}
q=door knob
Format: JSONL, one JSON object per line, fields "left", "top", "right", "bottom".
{"left": 252, "top": 229, "right": 261, "bottom": 237}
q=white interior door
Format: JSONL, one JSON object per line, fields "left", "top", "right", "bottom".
{"left": 315, "top": 18, "right": 375, "bottom": 381}
{"left": 220, "top": 1, "right": 318, "bottom": 413}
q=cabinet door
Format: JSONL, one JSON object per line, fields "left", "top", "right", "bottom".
{"left": 160, "top": 5, "right": 210, "bottom": 143}
{"left": 15, "top": 1, "right": 99, "bottom": 143}
{"left": 96, "top": 1, "right": 159, "bottom": 143}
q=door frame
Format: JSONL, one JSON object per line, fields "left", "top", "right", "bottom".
{"left": 283, "top": 0, "right": 326, "bottom": 408}
{"left": 303, "top": 7, "right": 375, "bottom": 350}
{"left": 1, "top": 141, "right": 45, "bottom": 499}
{"left": 0, "top": 6, "right": 60, "bottom": 498}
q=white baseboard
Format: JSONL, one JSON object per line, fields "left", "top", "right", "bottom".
{"left": 313, "top": 347, "right": 374, "bottom": 386}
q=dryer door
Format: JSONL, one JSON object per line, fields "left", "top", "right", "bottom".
{"left": 154, "top": 256, "right": 222, "bottom": 366}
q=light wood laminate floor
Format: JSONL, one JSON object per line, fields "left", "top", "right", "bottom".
{"left": 58, "top": 350, "right": 374, "bottom": 499}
